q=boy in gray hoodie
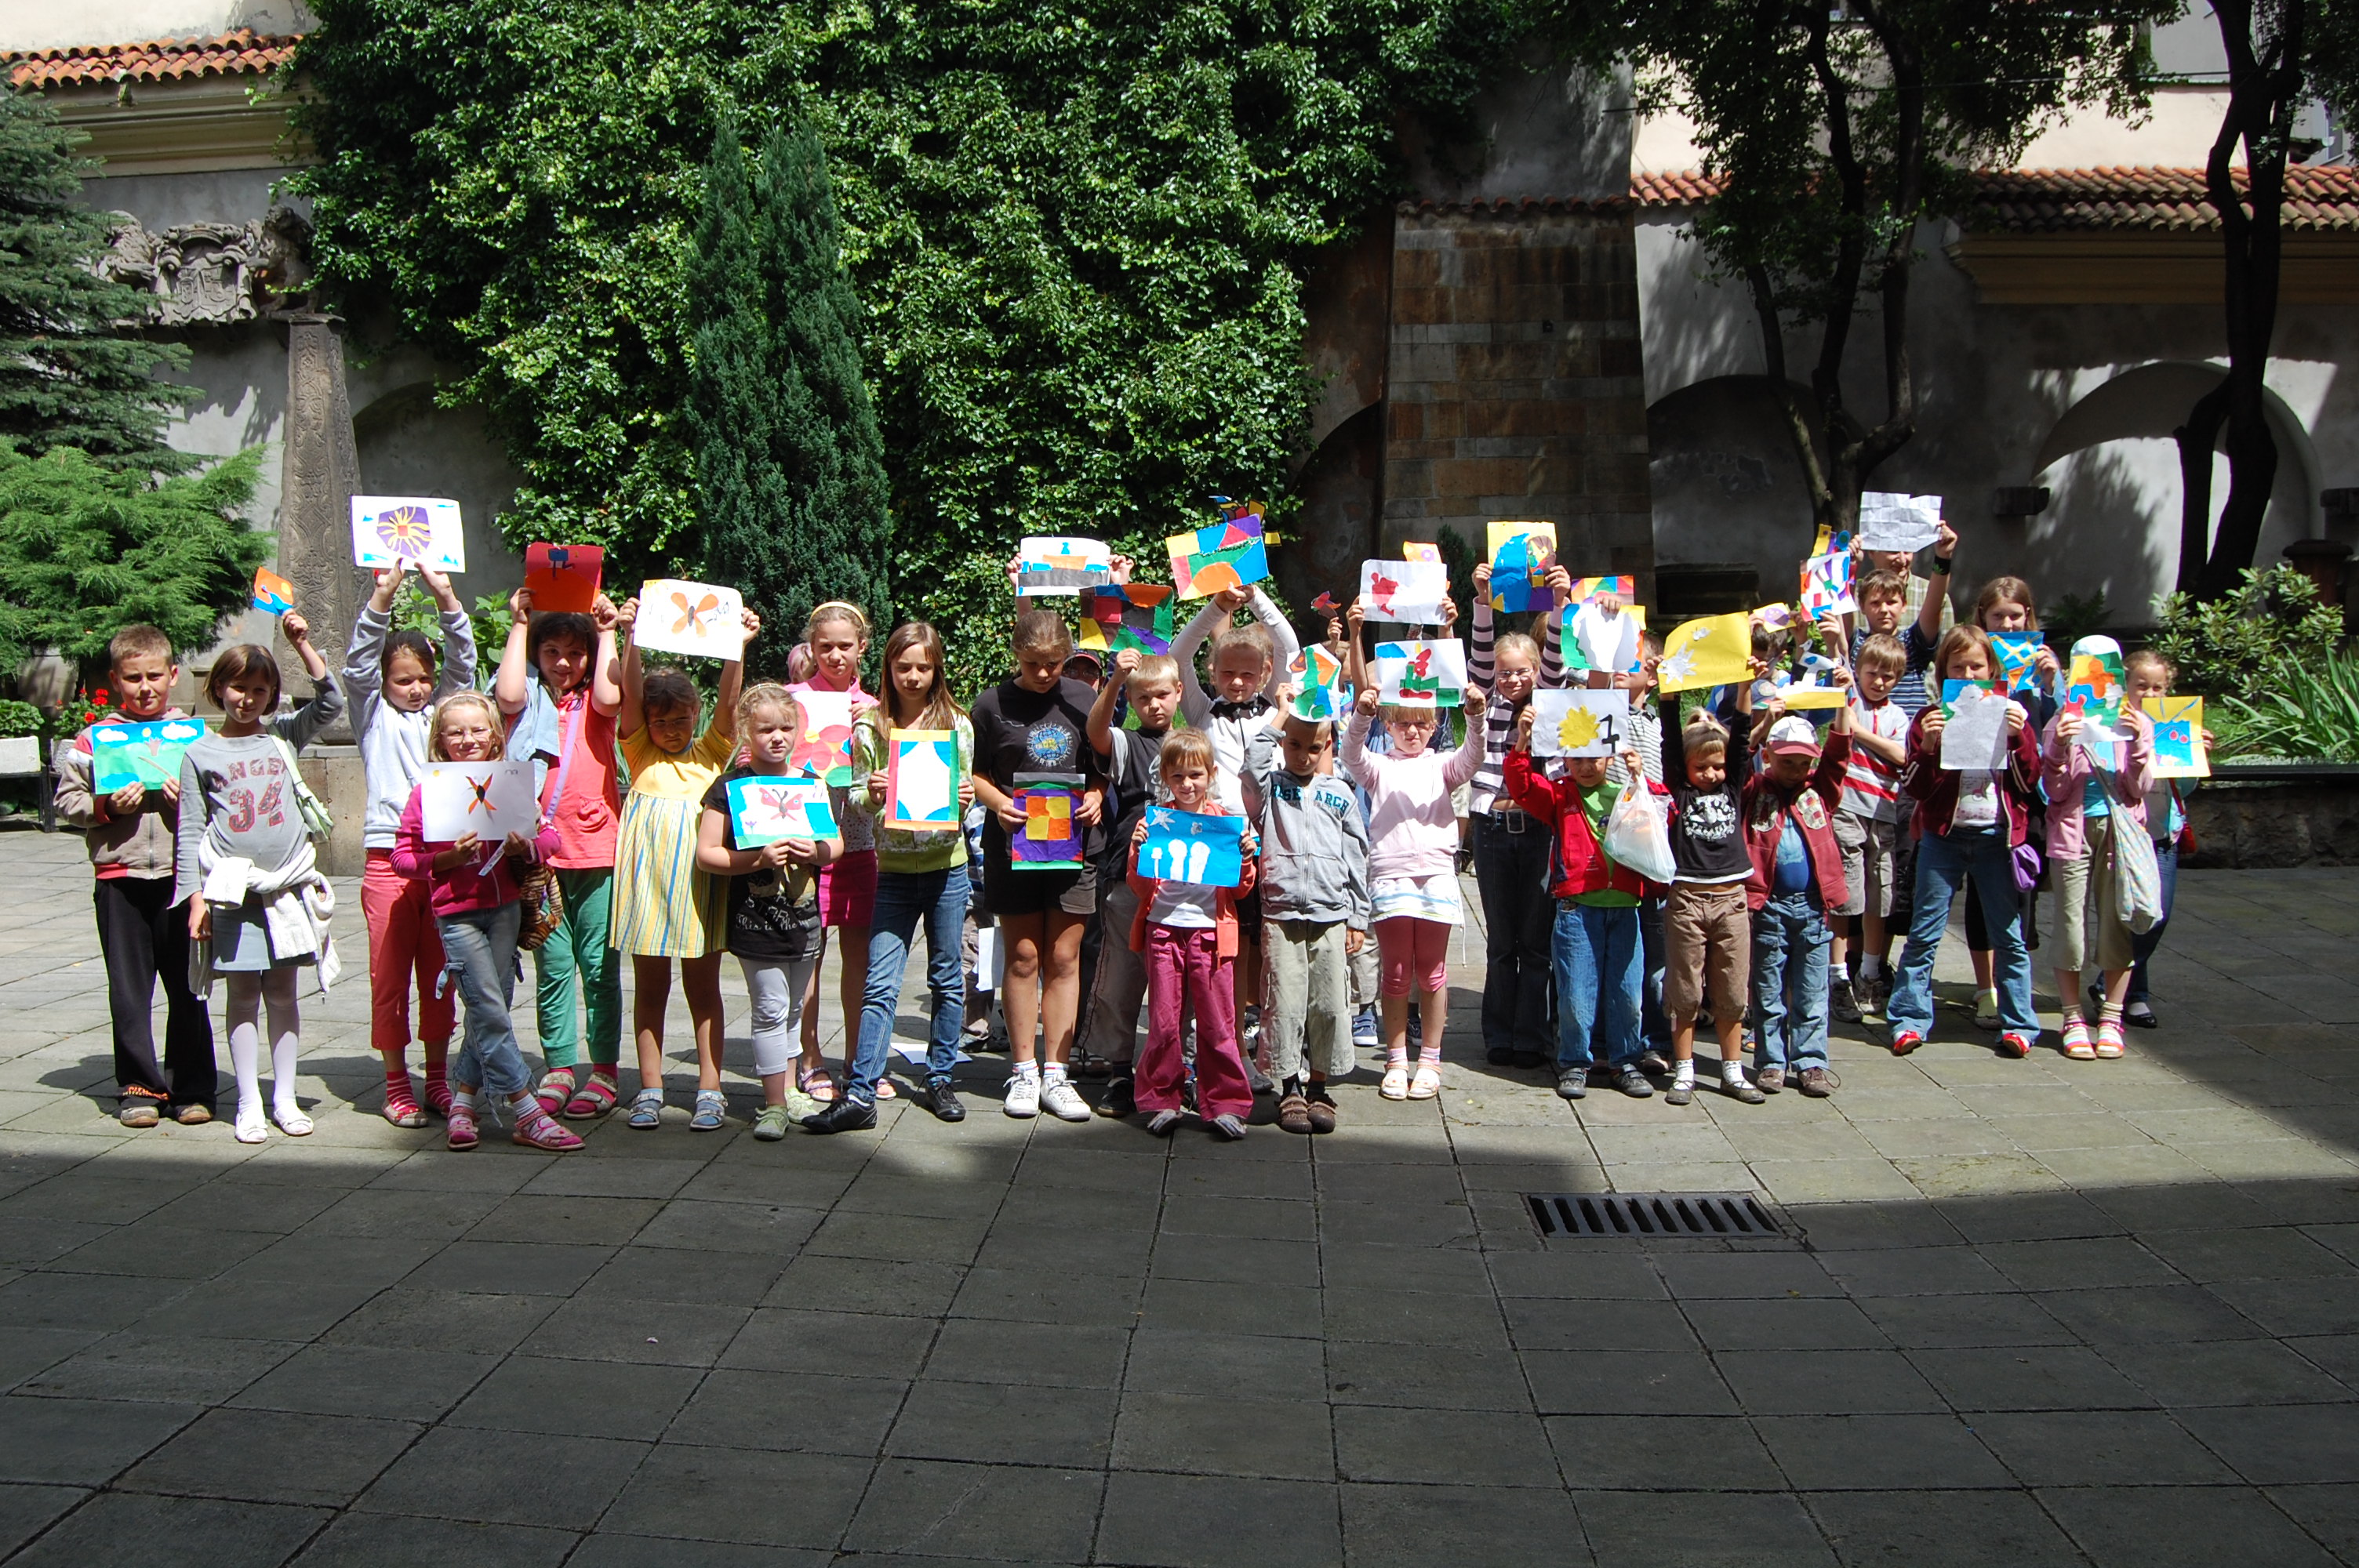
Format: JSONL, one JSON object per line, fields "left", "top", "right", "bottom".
{"left": 1244, "top": 713, "right": 1372, "bottom": 1133}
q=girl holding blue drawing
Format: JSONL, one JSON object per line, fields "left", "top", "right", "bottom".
{"left": 611, "top": 593, "right": 756, "bottom": 1131}
{"left": 801, "top": 622, "right": 979, "bottom": 1133}
{"left": 697, "top": 684, "right": 838, "bottom": 1140}
{"left": 1127, "top": 730, "right": 1259, "bottom": 1138}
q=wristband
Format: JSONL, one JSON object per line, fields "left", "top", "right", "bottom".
{"left": 1931, "top": 556, "right": 1953, "bottom": 572}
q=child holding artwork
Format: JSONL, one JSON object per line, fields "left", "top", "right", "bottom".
{"left": 1743, "top": 709, "right": 1855, "bottom": 1097}
{"left": 969, "top": 609, "right": 1106, "bottom": 1121}
{"left": 814, "top": 622, "right": 978, "bottom": 1131}
{"left": 2124, "top": 650, "right": 2203, "bottom": 1027}
{"left": 1467, "top": 560, "right": 1569, "bottom": 1069}
{"left": 2042, "top": 636, "right": 2155, "bottom": 1060}
{"left": 788, "top": 602, "right": 880, "bottom": 1104}
{"left": 346, "top": 564, "right": 476, "bottom": 1127}
{"left": 1127, "top": 731, "right": 1261, "bottom": 1137}
{"left": 1885, "top": 627, "right": 2044, "bottom": 1058}
{"left": 1503, "top": 724, "right": 1658, "bottom": 1098}
{"left": 1342, "top": 598, "right": 1484, "bottom": 1099}
{"left": 391, "top": 693, "right": 576, "bottom": 1151}
{"left": 1834, "top": 633, "right": 1910, "bottom": 1022}
{"left": 53, "top": 626, "right": 216, "bottom": 1126}
{"left": 493, "top": 586, "right": 626, "bottom": 1118}
{"left": 1082, "top": 648, "right": 1184, "bottom": 1116}
{"left": 696, "top": 684, "right": 838, "bottom": 1139}
{"left": 1961, "top": 575, "right": 2060, "bottom": 1029}
{"left": 1656, "top": 664, "right": 1765, "bottom": 1104}
{"left": 611, "top": 594, "right": 757, "bottom": 1130}
{"left": 173, "top": 622, "right": 345, "bottom": 1143}
{"left": 1244, "top": 713, "right": 1372, "bottom": 1133}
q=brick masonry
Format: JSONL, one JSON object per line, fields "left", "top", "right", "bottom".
{"left": 1381, "top": 201, "right": 1655, "bottom": 598}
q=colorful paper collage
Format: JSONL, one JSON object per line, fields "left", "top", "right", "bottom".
{"left": 788, "top": 689, "right": 859, "bottom": 786}
{"left": 1011, "top": 772, "right": 1085, "bottom": 867}
{"left": 1402, "top": 542, "right": 1443, "bottom": 564}
{"left": 1656, "top": 612, "right": 1750, "bottom": 695}
{"left": 89, "top": 720, "right": 205, "bottom": 793}
{"left": 634, "top": 579, "right": 744, "bottom": 660}
{"left": 886, "top": 728, "right": 961, "bottom": 831}
{"left": 1077, "top": 585, "right": 1176, "bottom": 656}
{"left": 1359, "top": 558, "right": 1449, "bottom": 624}
{"left": 1168, "top": 504, "right": 1269, "bottom": 599}
{"left": 1939, "top": 681, "right": 2010, "bottom": 771}
{"left": 1371, "top": 640, "right": 1466, "bottom": 709}
{"left": 1799, "top": 549, "right": 1855, "bottom": 616}
{"left": 1015, "top": 536, "right": 1114, "bottom": 596}
{"left": 251, "top": 568, "right": 296, "bottom": 616}
{"left": 351, "top": 495, "right": 466, "bottom": 572}
{"left": 727, "top": 775, "right": 841, "bottom": 846}
{"left": 2064, "top": 648, "right": 2125, "bottom": 727}
{"left": 1856, "top": 492, "right": 1943, "bottom": 553}
{"left": 525, "top": 543, "right": 604, "bottom": 613}
{"left": 2144, "top": 695, "right": 2208, "bottom": 779}
{"left": 1567, "top": 575, "right": 1635, "bottom": 607}
{"left": 1486, "top": 521, "right": 1557, "bottom": 613}
{"left": 1564, "top": 599, "right": 1643, "bottom": 677}
{"left": 1530, "top": 688, "right": 1627, "bottom": 758}
{"left": 1287, "top": 644, "right": 1352, "bottom": 721}
{"left": 1991, "top": 631, "right": 2044, "bottom": 694}
{"left": 421, "top": 760, "right": 538, "bottom": 841}
{"left": 1136, "top": 806, "right": 1245, "bottom": 888}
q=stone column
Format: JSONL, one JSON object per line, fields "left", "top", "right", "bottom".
{"left": 277, "top": 310, "right": 366, "bottom": 738}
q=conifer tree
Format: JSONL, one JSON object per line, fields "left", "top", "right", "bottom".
{"left": 687, "top": 110, "right": 890, "bottom": 655}
{"left": 0, "top": 89, "right": 197, "bottom": 469}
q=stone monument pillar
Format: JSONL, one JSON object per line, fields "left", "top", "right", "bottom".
{"left": 277, "top": 310, "right": 367, "bottom": 732}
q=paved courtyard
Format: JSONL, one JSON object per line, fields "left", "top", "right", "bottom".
{"left": 2, "top": 826, "right": 2358, "bottom": 1566}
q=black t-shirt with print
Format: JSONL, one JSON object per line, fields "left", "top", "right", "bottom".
{"left": 969, "top": 677, "right": 1103, "bottom": 873}
{"left": 699, "top": 767, "right": 823, "bottom": 963}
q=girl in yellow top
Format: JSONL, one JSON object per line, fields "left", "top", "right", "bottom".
{"left": 609, "top": 593, "right": 759, "bottom": 1131}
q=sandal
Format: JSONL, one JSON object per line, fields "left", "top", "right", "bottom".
{"left": 511, "top": 1101, "right": 583, "bottom": 1151}
{"left": 689, "top": 1090, "right": 728, "bottom": 1131}
{"left": 627, "top": 1088, "right": 664, "bottom": 1130}
{"left": 2094, "top": 1018, "right": 2126, "bottom": 1058}
{"left": 445, "top": 1102, "right": 478, "bottom": 1152}
{"left": 382, "top": 1075, "right": 428, "bottom": 1130}
{"left": 118, "top": 1089, "right": 164, "bottom": 1129}
{"left": 798, "top": 1066, "right": 838, "bottom": 1104}
{"left": 534, "top": 1066, "right": 580, "bottom": 1114}
{"left": 2061, "top": 1017, "right": 2095, "bottom": 1062}
{"left": 562, "top": 1068, "right": 620, "bottom": 1120}
{"left": 875, "top": 1077, "right": 898, "bottom": 1101}
{"left": 1379, "top": 1065, "right": 1410, "bottom": 1101}
{"left": 1408, "top": 1064, "right": 1442, "bottom": 1100}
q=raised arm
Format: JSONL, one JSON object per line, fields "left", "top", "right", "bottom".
{"left": 589, "top": 595, "right": 623, "bottom": 717}
{"left": 613, "top": 596, "right": 646, "bottom": 738}
{"left": 416, "top": 567, "right": 477, "bottom": 699}
{"left": 1087, "top": 652, "right": 1132, "bottom": 759}
{"left": 344, "top": 568, "right": 399, "bottom": 728}
{"left": 494, "top": 585, "right": 536, "bottom": 717}
{"left": 1170, "top": 599, "right": 1225, "bottom": 728}
{"left": 709, "top": 610, "right": 758, "bottom": 740}
{"left": 1245, "top": 586, "right": 1299, "bottom": 701}
{"left": 1442, "top": 700, "right": 1487, "bottom": 789}
{"left": 1916, "top": 521, "right": 1957, "bottom": 643}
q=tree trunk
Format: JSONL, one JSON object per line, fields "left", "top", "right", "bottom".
{"left": 2172, "top": 379, "right": 2230, "bottom": 594}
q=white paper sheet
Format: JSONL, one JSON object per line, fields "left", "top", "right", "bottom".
{"left": 1359, "top": 558, "right": 1450, "bottom": 624}
{"left": 1939, "top": 688, "right": 2011, "bottom": 771}
{"left": 634, "top": 579, "right": 745, "bottom": 659}
{"left": 422, "top": 760, "right": 539, "bottom": 840}
{"left": 1856, "top": 492, "right": 1943, "bottom": 554}
{"left": 1530, "top": 688, "right": 1629, "bottom": 758}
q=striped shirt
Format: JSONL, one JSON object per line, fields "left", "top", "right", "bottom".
{"left": 1467, "top": 601, "right": 1565, "bottom": 815}
{"left": 1855, "top": 623, "right": 1939, "bottom": 719}
{"left": 1840, "top": 695, "right": 1910, "bottom": 822}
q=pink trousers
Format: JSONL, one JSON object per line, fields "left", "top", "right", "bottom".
{"left": 1376, "top": 916, "right": 1451, "bottom": 998}
{"left": 1137, "top": 924, "right": 1252, "bottom": 1121}
{"left": 362, "top": 851, "right": 454, "bottom": 1054}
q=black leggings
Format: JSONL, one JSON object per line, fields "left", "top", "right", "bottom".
{"left": 1964, "top": 876, "right": 2041, "bottom": 955}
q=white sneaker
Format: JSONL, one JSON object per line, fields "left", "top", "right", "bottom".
{"left": 1003, "top": 1074, "right": 1040, "bottom": 1118}
{"left": 1041, "top": 1077, "right": 1091, "bottom": 1123}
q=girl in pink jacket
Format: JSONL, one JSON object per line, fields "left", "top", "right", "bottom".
{"left": 392, "top": 692, "right": 576, "bottom": 1151}
{"left": 2041, "top": 637, "right": 2155, "bottom": 1062}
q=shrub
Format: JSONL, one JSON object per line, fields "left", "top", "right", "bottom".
{"left": 2149, "top": 565, "right": 2343, "bottom": 708}
{"left": 2214, "top": 647, "right": 2359, "bottom": 763}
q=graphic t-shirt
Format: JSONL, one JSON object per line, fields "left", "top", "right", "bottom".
{"left": 1772, "top": 814, "right": 1813, "bottom": 895}
{"left": 969, "top": 677, "right": 1103, "bottom": 874}
{"left": 698, "top": 766, "right": 823, "bottom": 963}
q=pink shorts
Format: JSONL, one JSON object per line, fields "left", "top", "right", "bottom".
{"left": 817, "top": 850, "right": 878, "bottom": 928}
{"left": 1376, "top": 916, "right": 1451, "bottom": 998}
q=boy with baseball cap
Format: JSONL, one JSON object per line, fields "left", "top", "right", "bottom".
{"left": 1743, "top": 707, "right": 1854, "bottom": 1097}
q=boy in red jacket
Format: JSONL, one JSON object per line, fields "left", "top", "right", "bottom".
{"left": 1744, "top": 710, "right": 1853, "bottom": 1097}
{"left": 1505, "top": 722, "right": 1666, "bottom": 1101}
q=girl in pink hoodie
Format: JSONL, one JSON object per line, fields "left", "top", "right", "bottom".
{"left": 2041, "top": 637, "right": 2155, "bottom": 1061}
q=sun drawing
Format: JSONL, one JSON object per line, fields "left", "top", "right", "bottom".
{"left": 1558, "top": 706, "right": 1603, "bottom": 752}
{"left": 373, "top": 505, "right": 434, "bottom": 557}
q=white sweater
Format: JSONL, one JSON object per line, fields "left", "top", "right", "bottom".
{"left": 343, "top": 604, "right": 478, "bottom": 850}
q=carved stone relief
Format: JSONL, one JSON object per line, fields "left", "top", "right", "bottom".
{"left": 98, "top": 208, "right": 314, "bottom": 325}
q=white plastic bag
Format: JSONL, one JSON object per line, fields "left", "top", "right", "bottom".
{"left": 1602, "top": 779, "right": 1677, "bottom": 885}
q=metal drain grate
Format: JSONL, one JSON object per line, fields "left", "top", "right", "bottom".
{"left": 1526, "top": 1191, "right": 1786, "bottom": 1240}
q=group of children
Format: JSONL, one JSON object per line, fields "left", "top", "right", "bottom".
{"left": 54, "top": 524, "right": 2200, "bottom": 1146}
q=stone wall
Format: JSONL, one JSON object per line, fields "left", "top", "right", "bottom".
{"left": 2186, "top": 779, "right": 2359, "bottom": 869}
{"left": 1381, "top": 201, "right": 1655, "bottom": 597}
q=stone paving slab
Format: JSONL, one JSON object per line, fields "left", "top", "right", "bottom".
{"left": 2, "top": 827, "right": 2359, "bottom": 1563}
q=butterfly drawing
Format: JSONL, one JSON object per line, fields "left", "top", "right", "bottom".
{"left": 671, "top": 590, "right": 723, "bottom": 637}
{"left": 466, "top": 775, "right": 495, "bottom": 815}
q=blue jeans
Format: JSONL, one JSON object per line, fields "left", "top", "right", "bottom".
{"left": 1640, "top": 894, "right": 1670, "bottom": 1051}
{"left": 1751, "top": 890, "right": 1830, "bottom": 1073}
{"left": 1888, "top": 827, "right": 2038, "bottom": 1040}
{"left": 440, "top": 903, "right": 529, "bottom": 1098}
{"left": 1472, "top": 814, "right": 1555, "bottom": 1056}
{"left": 1552, "top": 902, "right": 1642, "bottom": 1071}
{"left": 2127, "top": 838, "right": 2178, "bottom": 1004}
{"left": 851, "top": 865, "right": 970, "bottom": 1102}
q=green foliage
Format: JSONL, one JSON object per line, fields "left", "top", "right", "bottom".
{"left": 2150, "top": 564, "right": 2343, "bottom": 710}
{"left": 2045, "top": 590, "right": 2111, "bottom": 648}
{"left": 0, "top": 445, "right": 268, "bottom": 675}
{"left": 0, "top": 699, "right": 39, "bottom": 739}
{"left": 688, "top": 111, "right": 892, "bottom": 655}
{"left": 286, "top": 0, "right": 1521, "bottom": 612}
{"left": 2215, "top": 647, "right": 2359, "bottom": 763}
{"left": 0, "top": 89, "right": 198, "bottom": 470}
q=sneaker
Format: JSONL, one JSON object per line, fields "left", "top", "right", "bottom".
{"left": 1888, "top": 1029, "right": 1922, "bottom": 1057}
{"left": 1209, "top": 1112, "right": 1249, "bottom": 1141}
{"left": 1352, "top": 1008, "right": 1379, "bottom": 1047}
{"left": 1616, "top": 1067, "right": 1654, "bottom": 1098}
{"left": 1756, "top": 1066, "right": 1786, "bottom": 1094}
{"left": 117, "top": 1093, "right": 163, "bottom": 1129}
{"left": 1003, "top": 1074, "right": 1041, "bottom": 1118}
{"left": 1797, "top": 1066, "right": 1838, "bottom": 1098}
{"left": 1997, "top": 1031, "right": 2034, "bottom": 1059}
{"left": 1305, "top": 1086, "right": 1339, "bottom": 1134}
{"left": 1278, "top": 1092, "right": 1313, "bottom": 1134}
{"left": 1636, "top": 1049, "right": 1670, "bottom": 1076}
{"left": 1972, "top": 989, "right": 2001, "bottom": 1031}
{"left": 1147, "top": 1109, "right": 1183, "bottom": 1136}
{"left": 925, "top": 1080, "right": 967, "bottom": 1122}
{"left": 1830, "top": 977, "right": 1862, "bottom": 1024}
{"left": 1555, "top": 1068, "right": 1589, "bottom": 1101}
{"left": 802, "top": 1096, "right": 879, "bottom": 1134}
{"left": 1096, "top": 1075, "right": 1135, "bottom": 1119}
{"left": 1665, "top": 1079, "right": 1694, "bottom": 1106}
{"left": 1857, "top": 973, "right": 1888, "bottom": 1022}
{"left": 1041, "top": 1077, "right": 1092, "bottom": 1123}
{"left": 752, "top": 1104, "right": 793, "bottom": 1141}
{"left": 1721, "top": 1073, "right": 1766, "bottom": 1105}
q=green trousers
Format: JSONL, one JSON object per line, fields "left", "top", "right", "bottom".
{"left": 534, "top": 868, "right": 622, "bottom": 1068}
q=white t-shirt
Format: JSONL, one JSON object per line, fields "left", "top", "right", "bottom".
{"left": 1148, "top": 880, "right": 1219, "bottom": 929}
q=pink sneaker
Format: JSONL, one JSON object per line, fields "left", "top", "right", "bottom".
{"left": 445, "top": 1102, "right": 479, "bottom": 1152}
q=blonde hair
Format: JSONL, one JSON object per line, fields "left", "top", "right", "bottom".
{"left": 1158, "top": 728, "right": 1216, "bottom": 779}
{"left": 1492, "top": 631, "right": 1542, "bottom": 668}
{"left": 1210, "top": 620, "right": 1275, "bottom": 668}
{"left": 1681, "top": 710, "right": 1728, "bottom": 762}
{"left": 427, "top": 691, "right": 508, "bottom": 762}
{"left": 737, "top": 681, "right": 802, "bottom": 741}
{"left": 2125, "top": 648, "right": 2173, "bottom": 684}
{"left": 805, "top": 601, "right": 871, "bottom": 646}
{"left": 1126, "top": 653, "right": 1182, "bottom": 691}
{"left": 1378, "top": 703, "right": 1440, "bottom": 727}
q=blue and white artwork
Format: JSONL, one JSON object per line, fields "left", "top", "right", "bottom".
{"left": 1136, "top": 807, "right": 1244, "bottom": 888}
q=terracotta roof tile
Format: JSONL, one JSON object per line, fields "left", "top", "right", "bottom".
{"left": 7, "top": 30, "right": 298, "bottom": 89}
{"left": 1629, "top": 165, "right": 2359, "bottom": 231}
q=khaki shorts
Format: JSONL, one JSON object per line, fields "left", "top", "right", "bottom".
{"left": 2052, "top": 817, "right": 2134, "bottom": 973}
{"left": 1834, "top": 811, "right": 1897, "bottom": 919}
{"left": 1663, "top": 881, "right": 1750, "bottom": 1023}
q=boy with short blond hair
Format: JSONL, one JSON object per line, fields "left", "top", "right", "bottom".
{"left": 1081, "top": 648, "right": 1185, "bottom": 1114}
{"left": 1833, "top": 634, "right": 1911, "bottom": 1020}
{"left": 53, "top": 624, "right": 218, "bottom": 1126}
